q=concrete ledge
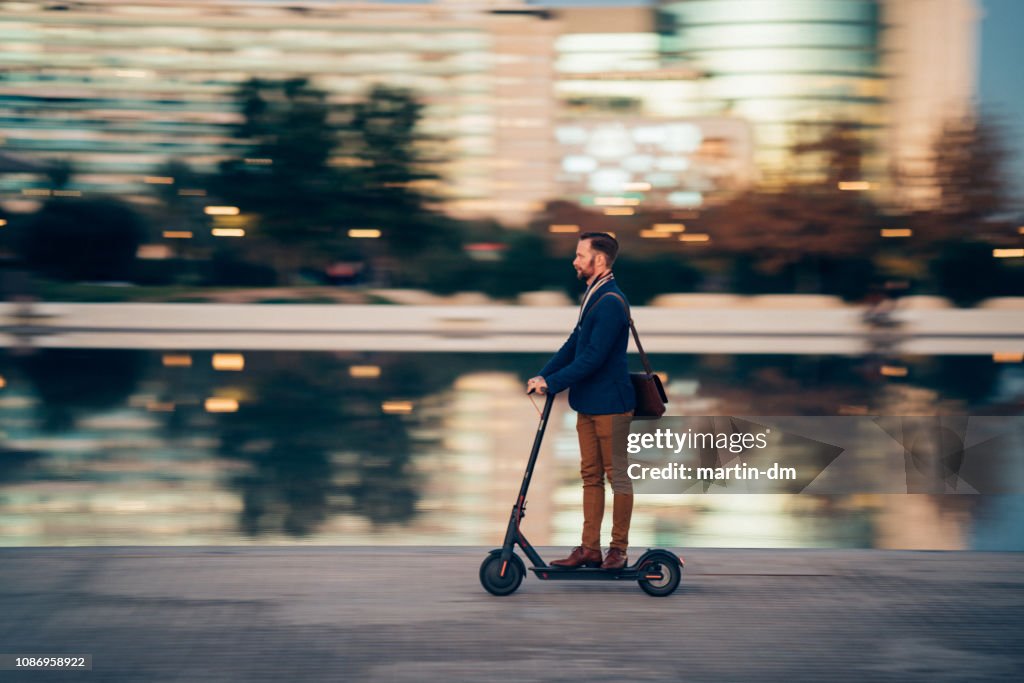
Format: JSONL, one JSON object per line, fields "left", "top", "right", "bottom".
{"left": 897, "top": 296, "right": 953, "bottom": 310}
{"left": 3, "top": 300, "right": 1021, "bottom": 354}
{"left": 980, "top": 297, "right": 1024, "bottom": 310}
{"left": 649, "top": 294, "right": 747, "bottom": 308}
{"left": 747, "top": 294, "right": 847, "bottom": 308}
{"left": 518, "top": 291, "right": 573, "bottom": 307}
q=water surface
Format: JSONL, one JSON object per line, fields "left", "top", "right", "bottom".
{"left": 1, "top": 348, "right": 1022, "bottom": 549}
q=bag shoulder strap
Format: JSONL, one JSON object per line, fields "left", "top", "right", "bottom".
{"left": 588, "top": 291, "right": 655, "bottom": 376}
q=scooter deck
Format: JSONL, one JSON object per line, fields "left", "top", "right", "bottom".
{"left": 529, "top": 565, "right": 665, "bottom": 581}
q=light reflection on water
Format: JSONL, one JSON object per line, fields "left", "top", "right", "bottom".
{"left": 0, "top": 349, "right": 1022, "bottom": 549}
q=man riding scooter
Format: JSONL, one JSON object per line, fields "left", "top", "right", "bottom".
{"left": 527, "top": 232, "right": 635, "bottom": 571}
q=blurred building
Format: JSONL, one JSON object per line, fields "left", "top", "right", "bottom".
{"left": 0, "top": 0, "right": 981, "bottom": 227}
{"left": 882, "top": 0, "right": 981, "bottom": 209}
{"left": 552, "top": 6, "right": 755, "bottom": 208}
{"left": 548, "top": 0, "right": 979, "bottom": 208}
{"left": 655, "top": 0, "right": 889, "bottom": 187}
{"left": 421, "top": 372, "right": 561, "bottom": 544}
{"left": 0, "top": 0, "right": 558, "bottom": 224}
{"left": 554, "top": 117, "right": 754, "bottom": 209}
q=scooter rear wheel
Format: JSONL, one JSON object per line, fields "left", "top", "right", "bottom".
{"left": 479, "top": 551, "right": 525, "bottom": 596}
{"left": 637, "top": 557, "right": 681, "bottom": 597}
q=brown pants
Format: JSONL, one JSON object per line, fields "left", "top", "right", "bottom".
{"left": 577, "top": 411, "right": 634, "bottom": 552}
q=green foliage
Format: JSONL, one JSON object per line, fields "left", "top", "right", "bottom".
{"left": 929, "top": 241, "right": 1011, "bottom": 307}
{"left": 703, "top": 119, "right": 898, "bottom": 299}
{"left": 213, "top": 78, "right": 347, "bottom": 252}
{"left": 729, "top": 255, "right": 874, "bottom": 301}
{"left": 19, "top": 198, "right": 144, "bottom": 282}
{"left": 210, "top": 353, "right": 433, "bottom": 534}
{"left": 401, "top": 246, "right": 477, "bottom": 294}
{"left": 17, "top": 349, "right": 145, "bottom": 432}
{"left": 789, "top": 120, "right": 868, "bottom": 188}
{"left": 211, "top": 78, "right": 447, "bottom": 276}
{"left": 614, "top": 254, "right": 704, "bottom": 304}
{"left": 817, "top": 256, "right": 876, "bottom": 301}
{"left": 130, "top": 258, "right": 180, "bottom": 286}
{"left": 45, "top": 158, "right": 74, "bottom": 191}
{"left": 477, "top": 233, "right": 556, "bottom": 299}
{"left": 149, "top": 159, "right": 205, "bottom": 216}
{"left": 203, "top": 251, "right": 278, "bottom": 287}
{"left": 341, "top": 84, "right": 445, "bottom": 258}
{"left": 932, "top": 115, "right": 1009, "bottom": 221}
{"left": 708, "top": 187, "right": 878, "bottom": 273}
{"left": 919, "top": 356, "right": 1001, "bottom": 405}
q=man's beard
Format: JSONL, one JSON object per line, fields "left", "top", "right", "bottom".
{"left": 576, "top": 257, "right": 595, "bottom": 281}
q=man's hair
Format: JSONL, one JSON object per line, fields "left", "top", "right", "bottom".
{"left": 579, "top": 232, "right": 619, "bottom": 266}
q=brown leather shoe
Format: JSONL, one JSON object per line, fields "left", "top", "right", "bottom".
{"left": 601, "top": 547, "right": 627, "bottom": 570}
{"left": 550, "top": 546, "right": 602, "bottom": 568}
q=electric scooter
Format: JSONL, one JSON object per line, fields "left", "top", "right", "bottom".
{"left": 479, "top": 391, "right": 683, "bottom": 597}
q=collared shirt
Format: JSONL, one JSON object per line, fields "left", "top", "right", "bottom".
{"left": 577, "top": 271, "right": 614, "bottom": 325}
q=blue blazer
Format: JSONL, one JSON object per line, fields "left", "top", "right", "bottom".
{"left": 540, "top": 279, "right": 636, "bottom": 415}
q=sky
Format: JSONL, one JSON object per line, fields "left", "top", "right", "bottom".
{"left": 979, "top": 0, "right": 1024, "bottom": 210}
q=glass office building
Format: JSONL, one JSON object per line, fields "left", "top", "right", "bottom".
{"left": 551, "top": 5, "right": 755, "bottom": 208}
{"left": 656, "top": 0, "right": 887, "bottom": 184}
{"left": 0, "top": 0, "right": 557, "bottom": 224}
{"left": 0, "top": 0, "right": 979, "bottom": 220}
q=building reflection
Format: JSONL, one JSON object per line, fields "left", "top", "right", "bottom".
{"left": 413, "top": 372, "right": 559, "bottom": 544}
{"left": 0, "top": 348, "right": 1020, "bottom": 548}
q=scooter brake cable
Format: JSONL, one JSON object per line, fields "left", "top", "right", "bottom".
{"left": 527, "top": 392, "right": 542, "bottom": 416}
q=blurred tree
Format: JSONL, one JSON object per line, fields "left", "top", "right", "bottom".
{"left": 150, "top": 159, "right": 205, "bottom": 217}
{"left": 0, "top": 445, "right": 42, "bottom": 485}
{"left": 911, "top": 114, "right": 1016, "bottom": 304}
{"left": 213, "top": 78, "right": 346, "bottom": 277}
{"left": 932, "top": 114, "right": 1009, "bottom": 222}
{"left": 695, "top": 354, "right": 878, "bottom": 416}
{"left": 704, "top": 121, "right": 881, "bottom": 298}
{"left": 342, "top": 84, "right": 465, "bottom": 283}
{"left": 18, "top": 349, "right": 145, "bottom": 432}
{"left": 929, "top": 240, "right": 1006, "bottom": 306}
{"left": 213, "top": 78, "right": 455, "bottom": 281}
{"left": 492, "top": 232, "right": 556, "bottom": 297}
{"left": 347, "top": 88, "right": 434, "bottom": 205}
{"left": 705, "top": 188, "right": 877, "bottom": 297}
{"left": 144, "top": 159, "right": 210, "bottom": 283}
{"left": 615, "top": 254, "right": 703, "bottom": 304}
{"left": 921, "top": 355, "right": 1000, "bottom": 405}
{"left": 519, "top": 200, "right": 714, "bottom": 300}
{"left": 209, "top": 353, "right": 450, "bottom": 536}
{"left": 790, "top": 120, "right": 867, "bottom": 188}
{"left": 45, "top": 158, "right": 74, "bottom": 191}
{"left": 19, "top": 198, "right": 144, "bottom": 282}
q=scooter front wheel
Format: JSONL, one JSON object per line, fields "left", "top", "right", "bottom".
{"left": 479, "top": 550, "right": 525, "bottom": 596}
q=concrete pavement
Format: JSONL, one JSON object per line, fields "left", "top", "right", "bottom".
{"left": 1, "top": 547, "right": 1022, "bottom": 682}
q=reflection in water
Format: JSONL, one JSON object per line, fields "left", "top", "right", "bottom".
{"left": 0, "top": 349, "right": 1021, "bottom": 548}
{"left": 19, "top": 349, "right": 146, "bottom": 432}
{"left": 211, "top": 354, "right": 427, "bottom": 536}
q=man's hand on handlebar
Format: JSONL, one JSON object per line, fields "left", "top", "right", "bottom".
{"left": 526, "top": 376, "right": 548, "bottom": 395}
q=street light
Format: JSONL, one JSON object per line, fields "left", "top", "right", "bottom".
{"left": 204, "top": 206, "right": 240, "bottom": 216}
{"left": 349, "top": 229, "right": 381, "bottom": 238}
